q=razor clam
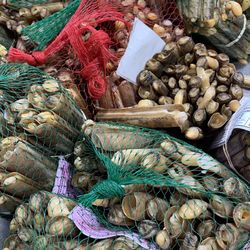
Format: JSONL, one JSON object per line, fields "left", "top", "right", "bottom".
{"left": 202, "top": 176, "right": 220, "bottom": 192}
{"left": 155, "top": 230, "right": 172, "bottom": 250}
{"left": 176, "top": 176, "right": 206, "bottom": 198}
{"left": 170, "top": 191, "right": 187, "bottom": 207}
{"left": 215, "top": 223, "right": 240, "bottom": 250}
{"left": 82, "top": 120, "right": 152, "bottom": 151}
{"left": 223, "top": 177, "right": 249, "bottom": 200}
{"left": 196, "top": 220, "right": 216, "bottom": 239}
{"left": 122, "top": 192, "right": 153, "bottom": 221}
{"left": 137, "top": 220, "right": 158, "bottom": 239}
{"left": 181, "top": 233, "right": 198, "bottom": 250}
{"left": 233, "top": 202, "right": 250, "bottom": 231}
{"left": 146, "top": 197, "right": 169, "bottom": 221}
{"left": 108, "top": 204, "right": 134, "bottom": 226}
{"left": 164, "top": 206, "right": 188, "bottom": 238}
{"left": 197, "top": 237, "right": 221, "bottom": 250}
{"left": 209, "top": 195, "right": 234, "bottom": 218}
{"left": 178, "top": 199, "right": 208, "bottom": 220}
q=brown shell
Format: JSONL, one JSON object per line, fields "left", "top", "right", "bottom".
{"left": 209, "top": 195, "right": 233, "bottom": 218}
{"left": 122, "top": 192, "right": 153, "bottom": 221}
{"left": 233, "top": 202, "right": 250, "bottom": 231}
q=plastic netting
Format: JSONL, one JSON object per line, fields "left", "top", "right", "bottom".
{"left": 21, "top": 0, "right": 80, "bottom": 51}
{"left": 0, "top": 0, "right": 49, "bottom": 9}
{"left": 20, "top": 0, "right": 183, "bottom": 51}
{"left": 0, "top": 63, "right": 85, "bottom": 215}
{"left": 4, "top": 121, "right": 250, "bottom": 249}
{"left": 74, "top": 121, "right": 249, "bottom": 249}
{"left": 8, "top": 0, "right": 184, "bottom": 102}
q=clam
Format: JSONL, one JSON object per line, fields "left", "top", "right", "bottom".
{"left": 164, "top": 206, "right": 188, "bottom": 238}
{"left": 146, "top": 197, "right": 169, "bottom": 221}
{"left": 178, "top": 199, "right": 208, "bottom": 220}
{"left": 202, "top": 176, "right": 220, "bottom": 192}
{"left": 123, "top": 184, "right": 148, "bottom": 194}
{"left": 223, "top": 177, "right": 249, "bottom": 199}
{"left": 90, "top": 239, "right": 113, "bottom": 250}
{"left": 137, "top": 220, "right": 158, "bottom": 239}
{"left": 112, "top": 149, "right": 154, "bottom": 166}
{"left": 233, "top": 202, "right": 250, "bottom": 231}
{"left": 155, "top": 230, "right": 172, "bottom": 250}
{"left": 181, "top": 232, "right": 198, "bottom": 250}
{"left": 170, "top": 191, "right": 187, "bottom": 206}
{"left": 198, "top": 210, "right": 213, "bottom": 220}
{"left": 196, "top": 220, "right": 216, "bottom": 239}
{"left": 140, "top": 152, "right": 171, "bottom": 173}
{"left": 108, "top": 204, "right": 134, "bottom": 226}
{"left": 122, "top": 192, "right": 153, "bottom": 221}
{"left": 176, "top": 176, "right": 206, "bottom": 198}
{"left": 209, "top": 195, "right": 233, "bottom": 218}
{"left": 167, "top": 163, "right": 192, "bottom": 180}
{"left": 215, "top": 223, "right": 239, "bottom": 249}
{"left": 111, "top": 236, "right": 139, "bottom": 250}
{"left": 197, "top": 237, "right": 221, "bottom": 250}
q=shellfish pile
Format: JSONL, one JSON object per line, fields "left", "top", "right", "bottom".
{"left": 75, "top": 120, "right": 250, "bottom": 249}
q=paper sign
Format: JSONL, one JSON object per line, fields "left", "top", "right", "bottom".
{"left": 117, "top": 18, "right": 165, "bottom": 84}
{"left": 69, "top": 205, "right": 157, "bottom": 250}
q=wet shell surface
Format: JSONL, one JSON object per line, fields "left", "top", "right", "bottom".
{"left": 196, "top": 220, "right": 216, "bottom": 239}
{"left": 223, "top": 177, "right": 248, "bottom": 198}
{"left": 164, "top": 206, "right": 188, "bottom": 238}
{"left": 215, "top": 223, "right": 240, "bottom": 249}
{"left": 233, "top": 202, "right": 250, "bottom": 231}
{"left": 137, "top": 220, "right": 158, "bottom": 239}
{"left": 176, "top": 176, "right": 206, "bottom": 198}
{"left": 146, "top": 197, "right": 169, "bottom": 221}
{"left": 178, "top": 199, "right": 208, "bottom": 219}
{"left": 197, "top": 237, "right": 221, "bottom": 250}
{"left": 209, "top": 195, "right": 233, "bottom": 218}
{"left": 122, "top": 192, "right": 153, "bottom": 221}
{"left": 108, "top": 204, "right": 134, "bottom": 226}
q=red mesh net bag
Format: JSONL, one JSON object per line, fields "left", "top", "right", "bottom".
{"left": 8, "top": 0, "right": 184, "bottom": 101}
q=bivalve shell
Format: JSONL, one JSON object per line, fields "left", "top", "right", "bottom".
{"left": 146, "top": 197, "right": 169, "bottom": 221}
{"left": 233, "top": 202, "right": 250, "bottom": 231}
{"left": 178, "top": 199, "right": 208, "bottom": 220}
{"left": 122, "top": 192, "right": 153, "bottom": 221}
{"left": 209, "top": 195, "right": 233, "bottom": 218}
{"left": 137, "top": 220, "right": 158, "bottom": 239}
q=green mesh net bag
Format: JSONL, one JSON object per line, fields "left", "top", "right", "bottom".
{"left": 3, "top": 140, "right": 250, "bottom": 250}
{"left": 1, "top": 0, "right": 49, "bottom": 9}
{"left": 20, "top": 0, "right": 80, "bottom": 51}
{"left": 0, "top": 63, "right": 85, "bottom": 216}
{"left": 70, "top": 120, "right": 250, "bottom": 249}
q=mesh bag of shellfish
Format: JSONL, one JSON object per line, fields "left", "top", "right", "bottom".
{"left": 1, "top": 0, "right": 54, "bottom": 9}
{"left": 8, "top": 0, "right": 184, "bottom": 102}
{"left": 0, "top": 63, "right": 85, "bottom": 215}
{"left": 70, "top": 120, "right": 250, "bottom": 250}
{"left": 3, "top": 189, "right": 157, "bottom": 250}
{"left": 176, "top": 0, "right": 250, "bottom": 63}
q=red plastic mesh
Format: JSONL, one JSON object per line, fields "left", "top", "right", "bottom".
{"left": 8, "top": 0, "right": 183, "bottom": 102}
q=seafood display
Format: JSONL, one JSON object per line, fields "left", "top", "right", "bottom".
{"left": 0, "top": 1, "right": 250, "bottom": 249}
